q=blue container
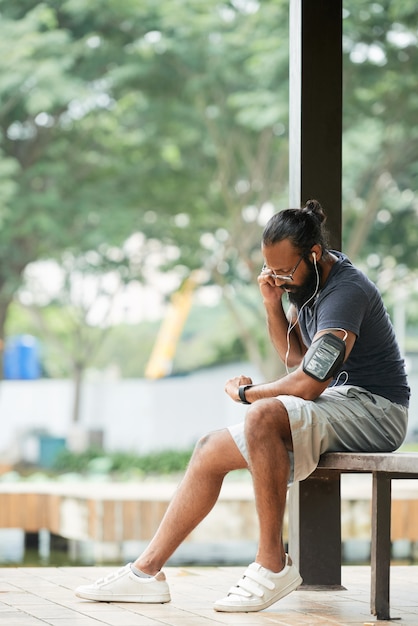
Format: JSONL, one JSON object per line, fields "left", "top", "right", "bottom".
{"left": 3, "top": 335, "right": 41, "bottom": 380}
{"left": 38, "top": 436, "right": 67, "bottom": 469}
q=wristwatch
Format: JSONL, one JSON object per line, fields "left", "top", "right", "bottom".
{"left": 238, "top": 384, "right": 252, "bottom": 405}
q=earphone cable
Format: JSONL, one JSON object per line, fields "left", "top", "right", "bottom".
{"left": 285, "top": 255, "right": 320, "bottom": 373}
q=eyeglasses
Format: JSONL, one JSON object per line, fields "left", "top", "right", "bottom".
{"left": 262, "top": 254, "right": 304, "bottom": 283}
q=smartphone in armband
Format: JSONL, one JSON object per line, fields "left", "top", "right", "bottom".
{"left": 302, "top": 333, "right": 346, "bottom": 382}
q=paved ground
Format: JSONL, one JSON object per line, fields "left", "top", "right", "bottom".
{"left": 0, "top": 565, "right": 417, "bottom": 625}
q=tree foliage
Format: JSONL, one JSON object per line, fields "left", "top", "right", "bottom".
{"left": 1, "top": 0, "right": 291, "bottom": 380}
{"left": 342, "top": 1, "right": 418, "bottom": 276}
{"left": 0, "top": 0, "right": 417, "bottom": 383}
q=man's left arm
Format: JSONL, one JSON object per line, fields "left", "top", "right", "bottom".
{"left": 225, "top": 329, "right": 356, "bottom": 404}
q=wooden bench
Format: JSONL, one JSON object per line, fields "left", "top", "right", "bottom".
{"left": 288, "top": 451, "right": 418, "bottom": 620}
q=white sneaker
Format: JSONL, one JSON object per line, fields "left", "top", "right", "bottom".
{"left": 75, "top": 564, "right": 171, "bottom": 603}
{"left": 214, "top": 555, "right": 302, "bottom": 612}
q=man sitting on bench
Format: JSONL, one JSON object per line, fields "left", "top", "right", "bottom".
{"left": 75, "top": 200, "right": 409, "bottom": 613}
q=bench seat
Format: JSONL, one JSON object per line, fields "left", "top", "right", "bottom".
{"left": 288, "top": 451, "right": 418, "bottom": 620}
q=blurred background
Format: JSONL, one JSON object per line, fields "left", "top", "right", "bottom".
{"left": 0, "top": 0, "right": 417, "bottom": 566}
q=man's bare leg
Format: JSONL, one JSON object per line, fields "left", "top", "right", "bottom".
{"left": 244, "top": 397, "right": 292, "bottom": 572}
{"left": 74, "top": 427, "right": 248, "bottom": 603}
{"left": 213, "top": 398, "right": 302, "bottom": 612}
{"left": 134, "top": 428, "right": 248, "bottom": 575}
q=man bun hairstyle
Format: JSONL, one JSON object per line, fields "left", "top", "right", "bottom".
{"left": 262, "top": 199, "right": 330, "bottom": 257}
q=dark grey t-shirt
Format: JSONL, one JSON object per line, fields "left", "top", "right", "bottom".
{"left": 298, "top": 252, "right": 410, "bottom": 407}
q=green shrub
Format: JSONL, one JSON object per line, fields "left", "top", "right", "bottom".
{"left": 52, "top": 446, "right": 193, "bottom": 476}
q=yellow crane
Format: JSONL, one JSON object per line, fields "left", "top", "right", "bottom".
{"left": 144, "top": 271, "right": 201, "bottom": 379}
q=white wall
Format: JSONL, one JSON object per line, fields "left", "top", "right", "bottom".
{"left": 0, "top": 363, "right": 262, "bottom": 462}
{"left": 2, "top": 356, "right": 416, "bottom": 465}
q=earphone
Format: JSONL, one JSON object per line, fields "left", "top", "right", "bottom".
{"left": 312, "top": 251, "right": 317, "bottom": 262}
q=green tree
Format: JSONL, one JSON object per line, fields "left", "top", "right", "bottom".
{"left": 20, "top": 251, "right": 137, "bottom": 421}
{"left": 342, "top": 1, "right": 418, "bottom": 274}
{"left": 1, "top": 0, "right": 417, "bottom": 387}
{"left": 0, "top": 2, "right": 140, "bottom": 373}
{"left": 1, "top": 0, "right": 292, "bottom": 382}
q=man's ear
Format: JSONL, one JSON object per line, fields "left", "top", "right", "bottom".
{"left": 310, "top": 245, "right": 322, "bottom": 262}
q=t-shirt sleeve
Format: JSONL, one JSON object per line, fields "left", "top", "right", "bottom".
{"left": 316, "top": 281, "right": 370, "bottom": 338}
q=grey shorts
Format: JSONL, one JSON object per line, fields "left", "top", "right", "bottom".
{"left": 228, "top": 385, "right": 408, "bottom": 484}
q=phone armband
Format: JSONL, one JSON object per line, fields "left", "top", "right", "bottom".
{"left": 302, "top": 333, "right": 346, "bottom": 382}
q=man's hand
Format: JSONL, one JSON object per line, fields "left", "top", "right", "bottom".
{"left": 258, "top": 266, "right": 284, "bottom": 305}
{"left": 225, "top": 375, "right": 253, "bottom": 403}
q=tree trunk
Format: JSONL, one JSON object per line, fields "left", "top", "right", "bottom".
{"left": 221, "top": 286, "right": 286, "bottom": 382}
{"left": 345, "top": 172, "right": 392, "bottom": 261}
{"left": 72, "top": 362, "right": 84, "bottom": 424}
{"left": 0, "top": 294, "right": 13, "bottom": 380}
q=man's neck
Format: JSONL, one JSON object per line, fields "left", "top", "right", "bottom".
{"left": 319, "top": 251, "right": 338, "bottom": 287}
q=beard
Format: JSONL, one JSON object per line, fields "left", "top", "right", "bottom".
{"left": 285, "top": 260, "right": 321, "bottom": 309}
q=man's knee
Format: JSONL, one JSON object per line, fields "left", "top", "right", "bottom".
{"left": 191, "top": 428, "right": 247, "bottom": 473}
{"left": 192, "top": 430, "right": 217, "bottom": 459}
{"left": 193, "top": 428, "right": 236, "bottom": 463}
{"left": 244, "top": 398, "right": 291, "bottom": 444}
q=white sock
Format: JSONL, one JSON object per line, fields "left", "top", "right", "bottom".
{"left": 130, "top": 563, "right": 152, "bottom": 578}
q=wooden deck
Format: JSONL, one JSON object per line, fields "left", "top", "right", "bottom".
{"left": 0, "top": 477, "right": 417, "bottom": 550}
{"left": 0, "top": 564, "right": 417, "bottom": 625}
